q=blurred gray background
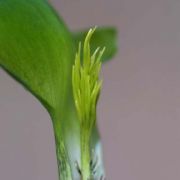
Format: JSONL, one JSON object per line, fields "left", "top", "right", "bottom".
{"left": 0, "top": 0, "right": 180, "bottom": 179}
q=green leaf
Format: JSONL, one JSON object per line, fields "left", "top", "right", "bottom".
{"left": 0, "top": 0, "right": 74, "bottom": 179}
{"left": 0, "top": 0, "right": 74, "bottom": 113}
{"left": 73, "top": 27, "right": 118, "bottom": 62}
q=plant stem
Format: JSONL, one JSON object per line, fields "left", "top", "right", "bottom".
{"left": 81, "top": 127, "right": 91, "bottom": 180}
{"left": 55, "top": 136, "right": 72, "bottom": 180}
{"left": 51, "top": 113, "right": 72, "bottom": 180}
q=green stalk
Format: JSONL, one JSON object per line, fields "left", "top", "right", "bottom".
{"left": 55, "top": 136, "right": 72, "bottom": 180}
{"left": 81, "top": 127, "right": 91, "bottom": 179}
{"left": 51, "top": 113, "right": 72, "bottom": 180}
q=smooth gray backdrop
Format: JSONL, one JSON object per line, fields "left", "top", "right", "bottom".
{"left": 0, "top": 0, "right": 180, "bottom": 179}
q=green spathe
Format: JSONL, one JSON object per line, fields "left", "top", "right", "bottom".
{"left": 0, "top": 0, "right": 117, "bottom": 179}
